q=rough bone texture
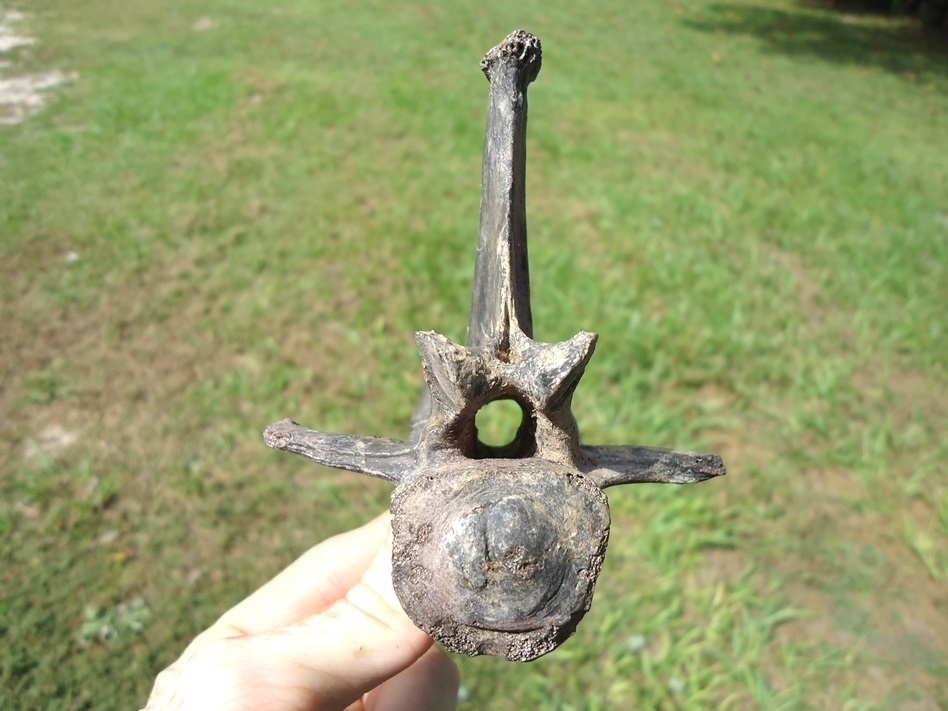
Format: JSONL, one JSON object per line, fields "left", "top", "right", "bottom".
{"left": 391, "top": 460, "right": 609, "bottom": 661}
{"left": 264, "top": 30, "right": 726, "bottom": 662}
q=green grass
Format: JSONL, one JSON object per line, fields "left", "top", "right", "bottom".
{"left": 2, "top": 0, "right": 947, "bottom": 708}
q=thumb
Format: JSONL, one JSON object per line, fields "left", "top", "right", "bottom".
{"left": 149, "top": 550, "right": 434, "bottom": 711}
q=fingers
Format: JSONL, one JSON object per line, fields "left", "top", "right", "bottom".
{"left": 189, "top": 513, "right": 392, "bottom": 654}
{"left": 143, "top": 514, "right": 457, "bottom": 711}
{"left": 362, "top": 645, "right": 460, "bottom": 711}
{"left": 146, "top": 554, "right": 435, "bottom": 711}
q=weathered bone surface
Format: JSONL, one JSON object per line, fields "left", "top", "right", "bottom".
{"left": 264, "top": 29, "right": 726, "bottom": 662}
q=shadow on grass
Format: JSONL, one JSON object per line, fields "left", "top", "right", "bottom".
{"left": 683, "top": 2, "right": 948, "bottom": 81}
{"left": 804, "top": 0, "right": 948, "bottom": 29}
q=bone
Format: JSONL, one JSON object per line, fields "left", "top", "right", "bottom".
{"left": 466, "top": 29, "right": 541, "bottom": 352}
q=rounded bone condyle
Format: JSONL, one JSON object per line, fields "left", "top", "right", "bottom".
{"left": 391, "top": 460, "right": 610, "bottom": 661}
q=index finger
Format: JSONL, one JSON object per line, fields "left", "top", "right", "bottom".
{"left": 190, "top": 512, "right": 393, "bottom": 651}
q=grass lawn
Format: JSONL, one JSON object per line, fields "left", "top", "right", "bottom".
{"left": 1, "top": 0, "right": 946, "bottom": 708}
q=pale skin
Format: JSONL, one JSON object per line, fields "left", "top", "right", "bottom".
{"left": 142, "top": 514, "right": 460, "bottom": 711}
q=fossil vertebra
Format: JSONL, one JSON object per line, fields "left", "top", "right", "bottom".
{"left": 264, "top": 29, "right": 725, "bottom": 662}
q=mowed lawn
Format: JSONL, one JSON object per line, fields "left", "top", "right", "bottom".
{"left": 1, "top": 1, "right": 946, "bottom": 709}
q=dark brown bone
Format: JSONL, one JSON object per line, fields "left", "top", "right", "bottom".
{"left": 264, "top": 30, "right": 725, "bottom": 661}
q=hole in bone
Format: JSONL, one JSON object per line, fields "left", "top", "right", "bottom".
{"left": 474, "top": 398, "right": 524, "bottom": 450}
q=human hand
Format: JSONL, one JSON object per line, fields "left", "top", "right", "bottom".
{"left": 142, "top": 513, "right": 460, "bottom": 711}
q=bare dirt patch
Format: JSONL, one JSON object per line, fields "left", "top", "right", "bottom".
{"left": 0, "top": 6, "right": 76, "bottom": 124}
{"left": 772, "top": 470, "right": 946, "bottom": 704}
{"left": 698, "top": 346, "right": 948, "bottom": 708}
